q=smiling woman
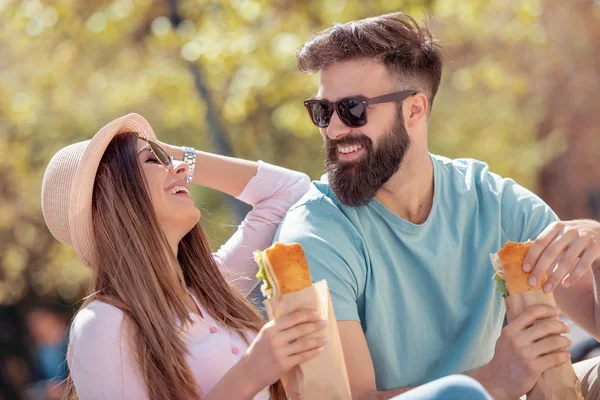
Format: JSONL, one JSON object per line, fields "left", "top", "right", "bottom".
{"left": 133, "top": 137, "right": 201, "bottom": 254}
{"left": 39, "top": 114, "right": 329, "bottom": 400}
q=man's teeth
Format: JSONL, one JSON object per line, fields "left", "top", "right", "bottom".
{"left": 168, "top": 186, "right": 190, "bottom": 195}
{"left": 338, "top": 144, "right": 363, "bottom": 154}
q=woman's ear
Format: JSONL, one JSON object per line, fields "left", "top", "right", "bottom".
{"left": 404, "top": 93, "right": 428, "bottom": 128}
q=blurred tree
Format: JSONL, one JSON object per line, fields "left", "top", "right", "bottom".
{"left": 1, "top": 0, "right": 595, "bottom": 307}
{"left": 534, "top": 0, "right": 600, "bottom": 221}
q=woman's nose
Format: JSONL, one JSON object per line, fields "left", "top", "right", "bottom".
{"left": 171, "top": 159, "right": 189, "bottom": 176}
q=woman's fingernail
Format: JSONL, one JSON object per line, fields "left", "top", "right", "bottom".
{"left": 523, "top": 263, "right": 532, "bottom": 272}
{"left": 320, "top": 319, "right": 328, "bottom": 325}
{"left": 563, "top": 279, "right": 571, "bottom": 288}
{"left": 312, "top": 311, "right": 320, "bottom": 318}
{"left": 318, "top": 346, "right": 325, "bottom": 352}
{"left": 529, "top": 276, "right": 538, "bottom": 286}
{"left": 320, "top": 336, "right": 330, "bottom": 342}
{"left": 543, "top": 283, "right": 553, "bottom": 292}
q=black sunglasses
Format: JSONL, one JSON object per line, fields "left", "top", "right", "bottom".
{"left": 304, "top": 90, "right": 418, "bottom": 128}
{"left": 137, "top": 137, "right": 174, "bottom": 170}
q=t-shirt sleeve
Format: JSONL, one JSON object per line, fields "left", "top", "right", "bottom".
{"left": 274, "top": 201, "right": 367, "bottom": 322}
{"left": 68, "top": 303, "right": 148, "bottom": 400}
{"left": 499, "top": 176, "right": 560, "bottom": 242}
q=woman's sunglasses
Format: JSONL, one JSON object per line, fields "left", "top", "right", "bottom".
{"left": 137, "top": 137, "right": 174, "bottom": 170}
{"left": 304, "top": 90, "right": 418, "bottom": 128}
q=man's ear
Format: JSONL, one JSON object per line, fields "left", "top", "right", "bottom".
{"left": 404, "top": 93, "right": 428, "bottom": 128}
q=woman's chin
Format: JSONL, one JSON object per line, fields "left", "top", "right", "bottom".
{"left": 191, "top": 208, "right": 201, "bottom": 225}
{"left": 184, "top": 208, "right": 202, "bottom": 230}
{"left": 161, "top": 209, "right": 201, "bottom": 239}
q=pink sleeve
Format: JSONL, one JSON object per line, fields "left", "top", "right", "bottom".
{"left": 213, "top": 161, "right": 310, "bottom": 296}
{"left": 68, "top": 302, "right": 148, "bottom": 400}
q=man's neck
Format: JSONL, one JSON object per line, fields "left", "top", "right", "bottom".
{"left": 375, "top": 150, "right": 434, "bottom": 224}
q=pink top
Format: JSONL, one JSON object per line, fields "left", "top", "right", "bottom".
{"left": 67, "top": 162, "right": 310, "bottom": 399}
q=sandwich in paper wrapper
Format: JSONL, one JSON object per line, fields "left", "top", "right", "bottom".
{"left": 491, "top": 241, "right": 583, "bottom": 400}
{"left": 254, "top": 242, "right": 352, "bottom": 400}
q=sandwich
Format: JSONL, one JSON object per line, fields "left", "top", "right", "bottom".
{"left": 490, "top": 241, "right": 583, "bottom": 400}
{"left": 255, "top": 243, "right": 354, "bottom": 398}
{"left": 490, "top": 241, "right": 548, "bottom": 296}
{"left": 254, "top": 242, "right": 312, "bottom": 298}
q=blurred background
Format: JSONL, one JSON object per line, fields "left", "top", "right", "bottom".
{"left": 0, "top": 0, "right": 599, "bottom": 398}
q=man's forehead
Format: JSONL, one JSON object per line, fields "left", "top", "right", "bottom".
{"left": 316, "top": 60, "right": 391, "bottom": 100}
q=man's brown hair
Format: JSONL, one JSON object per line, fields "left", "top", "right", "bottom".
{"left": 297, "top": 12, "right": 443, "bottom": 109}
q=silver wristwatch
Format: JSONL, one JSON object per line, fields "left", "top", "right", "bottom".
{"left": 182, "top": 146, "right": 196, "bottom": 184}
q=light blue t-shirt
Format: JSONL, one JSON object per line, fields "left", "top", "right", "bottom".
{"left": 274, "top": 154, "right": 558, "bottom": 390}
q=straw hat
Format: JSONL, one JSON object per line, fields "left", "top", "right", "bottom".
{"left": 41, "top": 113, "right": 157, "bottom": 268}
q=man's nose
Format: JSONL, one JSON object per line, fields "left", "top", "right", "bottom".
{"left": 324, "top": 110, "right": 352, "bottom": 141}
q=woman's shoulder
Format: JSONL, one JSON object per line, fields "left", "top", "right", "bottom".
{"left": 70, "top": 300, "right": 126, "bottom": 343}
{"left": 67, "top": 302, "right": 146, "bottom": 397}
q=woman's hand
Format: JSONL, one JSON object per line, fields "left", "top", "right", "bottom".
{"left": 155, "top": 140, "right": 183, "bottom": 161}
{"left": 241, "top": 309, "right": 329, "bottom": 394}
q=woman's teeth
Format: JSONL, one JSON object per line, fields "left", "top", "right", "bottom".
{"left": 168, "top": 186, "right": 190, "bottom": 195}
{"left": 338, "top": 144, "right": 363, "bottom": 154}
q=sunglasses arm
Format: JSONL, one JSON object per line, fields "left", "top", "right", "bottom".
{"left": 367, "top": 90, "right": 418, "bottom": 105}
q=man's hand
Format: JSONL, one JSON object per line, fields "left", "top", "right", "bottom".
{"left": 524, "top": 220, "right": 600, "bottom": 292}
{"left": 471, "top": 305, "right": 572, "bottom": 400}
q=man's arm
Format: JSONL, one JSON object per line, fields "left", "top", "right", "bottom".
{"left": 462, "top": 305, "right": 572, "bottom": 400}
{"left": 498, "top": 175, "right": 600, "bottom": 337}
{"left": 553, "top": 265, "right": 600, "bottom": 340}
{"left": 339, "top": 321, "right": 415, "bottom": 400}
{"left": 523, "top": 220, "right": 600, "bottom": 339}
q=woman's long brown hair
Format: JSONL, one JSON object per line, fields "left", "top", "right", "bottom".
{"left": 64, "top": 133, "right": 286, "bottom": 399}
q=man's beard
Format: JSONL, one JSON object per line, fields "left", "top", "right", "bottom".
{"left": 325, "top": 113, "right": 410, "bottom": 207}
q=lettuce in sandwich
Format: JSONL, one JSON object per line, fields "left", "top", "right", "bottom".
{"left": 254, "top": 250, "right": 273, "bottom": 298}
{"left": 490, "top": 252, "right": 509, "bottom": 297}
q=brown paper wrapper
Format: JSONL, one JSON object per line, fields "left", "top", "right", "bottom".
{"left": 505, "top": 290, "right": 583, "bottom": 400}
{"left": 264, "top": 280, "right": 352, "bottom": 400}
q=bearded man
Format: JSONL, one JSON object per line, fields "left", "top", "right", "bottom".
{"left": 274, "top": 12, "right": 600, "bottom": 400}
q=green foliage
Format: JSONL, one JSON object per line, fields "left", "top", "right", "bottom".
{"left": 0, "top": 0, "right": 571, "bottom": 304}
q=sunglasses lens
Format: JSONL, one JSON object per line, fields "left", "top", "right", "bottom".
{"left": 308, "top": 101, "right": 332, "bottom": 128}
{"left": 338, "top": 99, "right": 367, "bottom": 127}
{"left": 149, "top": 141, "right": 172, "bottom": 169}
